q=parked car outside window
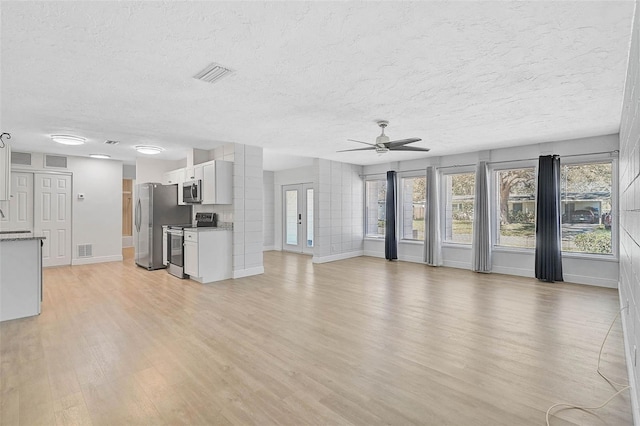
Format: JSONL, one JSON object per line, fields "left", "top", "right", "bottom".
{"left": 569, "top": 210, "right": 598, "bottom": 224}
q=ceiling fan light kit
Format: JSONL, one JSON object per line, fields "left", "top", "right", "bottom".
{"left": 339, "top": 120, "right": 429, "bottom": 154}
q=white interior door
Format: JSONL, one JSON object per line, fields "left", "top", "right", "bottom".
{"left": 34, "top": 173, "right": 72, "bottom": 267}
{"left": 0, "top": 172, "right": 33, "bottom": 232}
{"left": 283, "top": 183, "right": 314, "bottom": 254}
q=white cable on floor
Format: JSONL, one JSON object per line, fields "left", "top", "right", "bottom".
{"left": 545, "top": 307, "right": 631, "bottom": 426}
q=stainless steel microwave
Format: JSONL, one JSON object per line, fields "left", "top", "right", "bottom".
{"left": 182, "top": 180, "right": 202, "bottom": 203}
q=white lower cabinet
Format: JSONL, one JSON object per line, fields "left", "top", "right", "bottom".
{"left": 184, "top": 229, "right": 232, "bottom": 283}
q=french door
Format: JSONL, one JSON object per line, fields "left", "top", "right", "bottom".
{"left": 283, "top": 183, "right": 314, "bottom": 254}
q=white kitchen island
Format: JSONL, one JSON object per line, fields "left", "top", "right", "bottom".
{"left": 0, "top": 232, "right": 44, "bottom": 322}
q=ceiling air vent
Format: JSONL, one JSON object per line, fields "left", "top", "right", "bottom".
{"left": 193, "top": 63, "right": 234, "bottom": 84}
{"left": 45, "top": 154, "right": 68, "bottom": 168}
{"left": 11, "top": 151, "right": 32, "bottom": 166}
{"left": 104, "top": 140, "right": 120, "bottom": 145}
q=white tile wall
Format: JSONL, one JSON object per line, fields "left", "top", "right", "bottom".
{"left": 262, "top": 171, "right": 275, "bottom": 249}
{"left": 314, "top": 159, "right": 364, "bottom": 259}
{"left": 619, "top": 1, "right": 640, "bottom": 420}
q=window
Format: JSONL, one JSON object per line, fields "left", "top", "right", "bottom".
{"left": 401, "top": 176, "right": 426, "bottom": 240}
{"left": 443, "top": 172, "right": 475, "bottom": 244}
{"left": 495, "top": 167, "right": 536, "bottom": 248}
{"left": 365, "top": 179, "right": 386, "bottom": 237}
{"left": 560, "top": 162, "right": 612, "bottom": 255}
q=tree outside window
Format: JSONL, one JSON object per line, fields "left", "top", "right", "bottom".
{"left": 443, "top": 172, "right": 475, "bottom": 243}
{"left": 560, "top": 162, "right": 612, "bottom": 254}
{"left": 495, "top": 168, "right": 536, "bottom": 248}
{"left": 401, "top": 176, "right": 426, "bottom": 240}
{"left": 365, "top": 180, "right": 386, "bottom": 237}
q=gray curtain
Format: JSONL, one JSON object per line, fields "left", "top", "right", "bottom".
{"left": 535, "top": 155, "right": 563, "bottom": 282}
{"left": 472, "top": 161, "right": 492, "bottom": 272}
{"left": 423, "top": 166, "right": 441, "bottom": 266}
{"left": 385, "top": 171, "right": 397, "bottom": 260}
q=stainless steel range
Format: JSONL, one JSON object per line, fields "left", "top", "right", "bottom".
{"left": 166, "top": 213, "right": 218, "bottom": 279}
{"left": 167, "top": 225, "right": 189, "bottom": 278}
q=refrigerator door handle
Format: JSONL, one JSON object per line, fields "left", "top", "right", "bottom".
{"left": 135, "top": 199, "right": 141, "bottom": 232}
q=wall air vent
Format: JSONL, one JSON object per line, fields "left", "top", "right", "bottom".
{"left": 193, "top": 63, "right": 234, "bottom": 84}
{"left": 104, "top": 140, "right": 120, "bottom": 145}
{"left": 45, "top": 154, "right": 68, "bottom": 168}
{"left": 11, "top": 151, "right": 32, "bottom": 166}
{"left": 77, "top": 244, "right": 93, "bottom": 258}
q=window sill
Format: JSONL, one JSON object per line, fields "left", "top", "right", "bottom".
{"left": 561, "top": 252, "right": 618, "bottom": 262}
{"left": 364, "top": 236, "right": 385, "bottom": 241}
{"left": 400, "top": 239, "right": 424, "bottom": 245}
{"left": 493, "top": 246, "right": 534, "bottom": 254}
{"left": 442, "top": 242, "right": 472, "bottom": 249}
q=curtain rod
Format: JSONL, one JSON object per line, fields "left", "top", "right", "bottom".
{"left": 359, "top": 150, "right": 619, "bottom": 177}
{"left": 489, "top": 149, "right": 619, "bottom": 166}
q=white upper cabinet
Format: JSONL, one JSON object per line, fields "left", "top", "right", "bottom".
{"left": 185, "top": 165, "right": 204, "bottom": 182}
{"left": 161, "top": 168, "right": 185, "bottom": 186}
{"left": 202, "top": 160, "right": 232, "bottom": 205}
{"left": 0, "top": 143, "right": 11, "bottom": 201}
{"left": 162, "top": 168, "right": 186, "bottom": 204}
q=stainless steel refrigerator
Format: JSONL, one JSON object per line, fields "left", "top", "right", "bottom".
{"left": 134, "top": 183, "right": 191, "bottom": 270}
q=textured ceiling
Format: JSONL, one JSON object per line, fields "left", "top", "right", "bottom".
{"left": 0, "top": 1, "right": 635, "bottom": 170}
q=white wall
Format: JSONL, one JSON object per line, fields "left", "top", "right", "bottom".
{"left": 11, "top": 152, "right": 123, "bottom": 265}
{"left": 362, "top": 135, "right": 620, "bottom": 287}
{"left": 263, "top": 171, "right": 275, "bottom": 250}
{"left": 314, "top": 159, "right": 363, "bottom": 263}
{"left": 135, "top": 157, "right": 183, "bottom": 184}
{"left": 232, "top": 144, "right": 264, "bottom": 278}
{"left": 618, "top": 1, "right": 640, "bottom": 421}
{"left": 68, "top": 156, "right": 123, "bottom": 264}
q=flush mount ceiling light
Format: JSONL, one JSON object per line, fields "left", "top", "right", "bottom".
{"left": 135, "top": 145, "right": 164, "bottom": 155}
{"left": 89, "top": 154, "right": 111, "bottom": 159}
{"left": 51, "top": 134, "right": 86, "bottom": 145}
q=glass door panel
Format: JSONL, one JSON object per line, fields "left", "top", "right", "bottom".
{"left": 285, "top": 189, "right": 299, "bottom": 247}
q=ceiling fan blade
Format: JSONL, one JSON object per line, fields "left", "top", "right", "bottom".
{"left": 337, "top": 146, "right": 377, "bottom": 152}
{"left": 388, "top": 146, "right": 431, "bottom": 152}
{"left": 347, "top": 139, "right": 376, "bottom": 146}
{"left": 385, "top": 138, "right": 422, "bottom": 148}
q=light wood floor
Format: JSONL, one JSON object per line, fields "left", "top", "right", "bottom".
{"left": 0, "top": 250, "right": 632, "bottom": 425}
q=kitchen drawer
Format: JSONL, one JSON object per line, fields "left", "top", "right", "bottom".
{"left": 184, "top": 231, "right": 198, "bottom": 242}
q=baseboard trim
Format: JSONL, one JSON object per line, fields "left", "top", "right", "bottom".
{"left": 312, "top": 251, "right": 363, "bottom": 264}
{"left": 492, "top": 266, "right": 533, "bottom": 278}
{"left": 72, "top": 255, "right": 123, "bottom": 265}
{"left": 563, "top": 273, "right": 618, "bottom": 288}
{"left": 398, "top": 254, "right": 425, "bottom": 264}
{"left": 122, "top": 236, "right": 133, "bottom": 248}
{"left": 442, "top": 260, "right": 471, "bottom": 270}
{"left": 363, "top": 250, "right": 384, "bottom": 258}
{"left": 619, "top": 289, "right": 640, "bottom": 426}
{"left": 263, "top": 245, "right": 276, "bottom": 251}
{"left": 232, "top": 266, "right": 264, "bottom": 279}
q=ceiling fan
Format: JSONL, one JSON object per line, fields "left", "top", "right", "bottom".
{"left": 338, "top": 120, "right": 429, "bottom": 154}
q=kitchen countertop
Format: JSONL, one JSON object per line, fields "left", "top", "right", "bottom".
{"left": 184, "top": 226, "right": 233, "bottom": 232}
{"left": 0, "top": 232, "right": 46, "bottom": 242}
